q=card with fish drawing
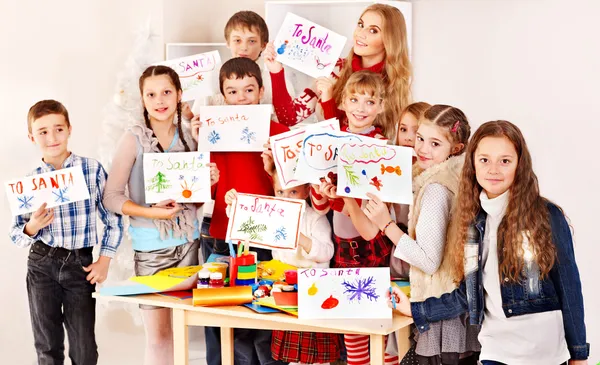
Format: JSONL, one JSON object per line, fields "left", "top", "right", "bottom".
{"left": 143, "top": 152, "right": 211, "bottom": 204}
{"left": 335, "top": 144, "right": 413, "bottom": 204}
{"left": 226, "top": 193, "right": 306, "bottom": 251}
{"left": 297, "top": 267, "right": 392, "bottom": 320}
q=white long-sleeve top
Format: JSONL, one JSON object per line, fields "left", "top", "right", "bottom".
{"left": 393, "top": 183, "right": 452, "bottom": 275}
{"left": 272, "top": 206, "right": 334, "bottom": 268}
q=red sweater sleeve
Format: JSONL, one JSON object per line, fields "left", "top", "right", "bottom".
{"left": 320, "top": 98, "right": 346, "bottom": 121}
{"left": 270, "top": 69, "right": 319, "bottom": 127}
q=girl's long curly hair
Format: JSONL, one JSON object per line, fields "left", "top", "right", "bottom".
{"left": 448, "top": 120, "right": 556, "bottom": 283}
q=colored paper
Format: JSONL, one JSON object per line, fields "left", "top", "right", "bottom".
{"left": 270, "top": 118, "right": 339, "bottom": 189}
{"left": 274, "top": 13, "right": 347, "bottom": 78}
{"left": 155, "top": 51, "right": 221, "bottom": 101}
{"left": 258, "top": 260, "right": 298, "bottom": 281}
{"left": 192, "top": 286, "right": 253, "bottom": 307}
{"left": 336, "top": 144, "right": 413, "bottom": 204}
{"left": 297, "top": 267, "right": 392, "bottom": 320}
{"left": 273, "top": 291, "right": 298, "bottom": 307}
{"left": 196, "top": 104, "right": 272, "bottom": 152}
{"left": 294, "top": 130, "right": 387, "bottom": 184}
{"left": 99, "top": 266, "right": 202, "bottom": 296}
{"left": 157, "top": 290, "right": 194, "bottom": 300}
{"left": 5, "top": 166, "right": 91, "bottom": 216}
{"left": 143, "top": 152, "right": 211, "bottom": 204}
{"left": 255, "top": 296, "right": 299, "bottom": 316}
{"left": 226, "top": 193, "right": 305, "bottom": 251}
{"left": 244, "top": 302, "right": 280, "bottom": 314}
{"left": 392, "top": 280, "right": 411, "bottom": 297}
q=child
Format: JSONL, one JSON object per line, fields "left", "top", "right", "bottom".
{"left": 311, "top": 70, "right": 399, "bottom": 365}
{"left": 391, "top": 101, "right": 431, "bottom": 278}
{"left": 264, "top": 3, "right": 412, "bottom": 139}
{"left": 103, "top": 65, "right": 219, "bottom": 365}
{"left": 388, "top": 120, "right": 589, "bottom": 365}
{"left": 224, "top": 170, "right": 340, "bottom": 365}
{"left": 364, "top": 105, "right": 480, "bottom": 364}
{"left": 190, "top": 57, "right": 290, "bottom": 365}
{"left": 9, "top": 100, "right": 123, "bottom": 364}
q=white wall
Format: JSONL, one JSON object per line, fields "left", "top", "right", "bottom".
{"left": 0, "top": 0, "right": 597, "bottom": 363}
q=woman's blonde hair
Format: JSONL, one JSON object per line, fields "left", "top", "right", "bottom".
{"left": 331, "top": 3, "right": 412, "bottom": 139}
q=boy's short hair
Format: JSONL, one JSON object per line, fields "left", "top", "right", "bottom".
{"left": 224, "top": 11, "right": 269, "bottom": 45}
{"left": 219, "top": 57, "right": 263, "bottom": 95}
{"left": 27, "top": 100, "right": 70, "bottom": 133}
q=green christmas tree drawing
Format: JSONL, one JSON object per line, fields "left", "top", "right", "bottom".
{"left": 238, "top": 217, "right": 268, "bottom": 241}
{"left": 146, "top": 171, "right": 171, "bottom": 193}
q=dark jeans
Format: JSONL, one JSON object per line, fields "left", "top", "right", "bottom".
{"left": 26, "top": 243, "right": 97, "bottom": 365}
{"left": 481, "top": 360, "right": 568, "bottom": 365}
{"left": 201, "top": 218, "right": 280, "bottom": 365}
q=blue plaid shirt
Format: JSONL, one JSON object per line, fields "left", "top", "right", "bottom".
{"left": 9, "top": 153, "right": 123, "bottom": 258}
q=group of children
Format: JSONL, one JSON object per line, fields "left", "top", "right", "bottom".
{"left": 9, "top": 4, "right": 589, "bottom": 365}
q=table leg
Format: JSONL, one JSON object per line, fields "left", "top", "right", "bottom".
{"left": 173, "top": 308, "right": 188, "bottom": 365}
{"left": 396, "top": 325, "right": 411, "bottom": 358}
{"left": 221, "top": 327, "right": 234, "bottom": 365}
{"left": 370, "top": 334, "right": 385, "bottom": 365}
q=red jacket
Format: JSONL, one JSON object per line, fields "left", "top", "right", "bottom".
{"left": 210, "top": 121, "right": 290, "bottom": 239}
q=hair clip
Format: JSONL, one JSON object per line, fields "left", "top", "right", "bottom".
{"left": 451, "top": 121, "right": 460, "bottom": 133}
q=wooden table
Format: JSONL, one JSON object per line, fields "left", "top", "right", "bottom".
{"left": 94, "top": 293, "right": 413, "bottom": 365}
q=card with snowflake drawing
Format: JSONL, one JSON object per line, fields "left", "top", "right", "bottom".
{"left": 226, "top": 193, "right": 305, "bottom": 251}
{"left": 154, "top": 50, "right": 221, "bottom": 101}
{"left": 297, "top": 267, "right": 392, "bottom": 320}
{"left": 143, "top": 152, "right": 211, "bottom": 204}
{"left": 336, "top": 144, "right": 413, "bottom": 204}
{"left": 4, "top": 165, "right": 91, "bottom": 216}
{"left": 273, "top": 13, "right": 347, "bottom": 78}
{"left": 196, "top": 104, "right": 272, "bottom": 152}
{"left": 270, "top": 118, "right": 340, "bottom": 189}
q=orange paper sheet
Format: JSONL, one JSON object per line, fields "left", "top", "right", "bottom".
{"left": 192, "top": 286, "right": 253, "bottom": 307}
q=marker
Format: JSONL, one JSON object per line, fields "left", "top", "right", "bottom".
{"left": 390, "top": 287, "right": 396, "bottom": 309}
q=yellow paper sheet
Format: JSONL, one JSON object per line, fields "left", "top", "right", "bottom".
{"left": 130, "top": 275, "right": 187, "bottom": 291}
{"left": 154, "top": 265, "right": 203, "bottom": 278}
{"left": 255, "top": 297, "right": 298, "bottom": 316}
{"left": 258, "top": 260, "right": 297, "bottom": 281}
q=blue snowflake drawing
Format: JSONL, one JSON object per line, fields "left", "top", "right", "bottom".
{"left": 17, "top": 195, "right": 34, "bottom": 210}
{"left": 341, "top": 276, "right": 379, "bottom": 302}
{"left": 52, "top": 187, "right": 70, "bottom": 203}
{"left": 273, "top": 226, "right": 287, "bottom": 242}
{"left": 208, "top": 130, "right": 221, "bottom": 144}
{"left": 240, "top": 127, "right": 257, "bottom": 144}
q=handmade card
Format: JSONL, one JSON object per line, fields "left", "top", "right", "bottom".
{"left": 336, "top": 144, "right": 413, "bottom": 204}
{"left": 294, "top": 130, "right": 387, "bottom": 184}
{"left": 274, "top": 12, "right": 347, "bottom": 78}
{"left": 155, "top": 50, "right": 221, "bottom": 101}
{"left": 143, "top": 152, "right": 211, "bottom": 204}
{"left": 226, "top": 193, "right": 305, "bottom": 250}
{"left": 196, "top": 104, "right": 272, "bottom": 152}
{"left": 297, "top": 267, "right": 392, "bottom": 320}
{"left": 5, "top": 166, "right": 90, "bottom": 216}
{"left": 270, "top": 118, "right": 339, "bottom": 189}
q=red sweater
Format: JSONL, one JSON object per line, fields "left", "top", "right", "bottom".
{"left": 271, "top": 55, "right": 385, "bottom": 127}
{"left": 210, "top": 121, "right": 290, "bottom": 239}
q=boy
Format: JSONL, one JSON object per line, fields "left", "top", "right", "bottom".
{"left": 9, "top": 100, "right": 123, "bottom": 365}
{"left": 191, "top": 58, "right": 288, "bottom": 365}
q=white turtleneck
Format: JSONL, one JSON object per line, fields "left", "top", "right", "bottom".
{"left": 478, "top": 190, "right": 569, "bottom": 365}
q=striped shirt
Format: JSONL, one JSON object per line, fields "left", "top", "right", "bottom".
{"left": 9, "top": 153, "right": 123, "bottom": 258}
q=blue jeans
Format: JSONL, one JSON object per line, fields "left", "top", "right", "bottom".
{"left": 234, "top": 329, "right": 287, "bottom": 365}
{"left": 26, "top": 243, "right": 97, "bottom": 365}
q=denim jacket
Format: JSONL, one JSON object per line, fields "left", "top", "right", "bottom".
{"left": 410, "top": 202, "right": 589, "bottom": 360}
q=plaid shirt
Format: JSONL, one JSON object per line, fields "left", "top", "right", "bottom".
{"left": 9, "top": 153, "right": 123, "bottom": 258}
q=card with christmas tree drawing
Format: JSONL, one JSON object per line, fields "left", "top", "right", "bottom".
{"left": 226, "top": 193, "right": 305, "bottom": 250}
{"left": 143, "top": 152, "right": 211, "bottom": 204}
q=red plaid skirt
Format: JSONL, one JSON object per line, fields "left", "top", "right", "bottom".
{"left": 333, "top": 232, "right": 392, "bottom": 268}
{"left": 271, "top": 330, "right": 341, "bottom": 363}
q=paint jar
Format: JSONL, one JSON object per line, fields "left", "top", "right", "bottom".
{"left": 284, "top": 270, "right": 298, "bottom": 285}
{"left": 197, "top": 270, "right": 210, "bottom": 289}
{"left": 202, "top": 262, "right": 229, "bottom": 279}
{"left": 209, "top": 272, "right": 225, "bottom": 288}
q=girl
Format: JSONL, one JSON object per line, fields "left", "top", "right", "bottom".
{"left": 391, "top": 101, "right": 431, "bottom": 278}
{"left": 388, "top": 121, "right": 589, "bottom": 365}
{"left": 363, "top": 105, "right": 480, "bottom": 365}
{"left": 312, "top": 70, "right": 398, "bottom": 365}
{"left": 264, "top": 3, "right": 411, "bottom": 140}
{"left": 224, "top": 169, "right": 340, "bottom": 365}
{"left": 103, "top": 65, "right": 219, "bottom": 365}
